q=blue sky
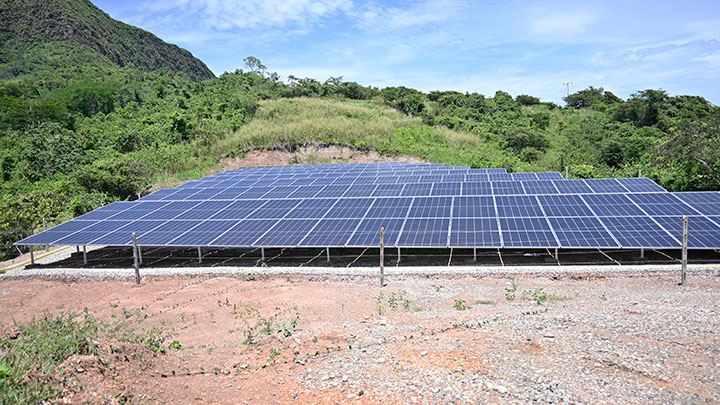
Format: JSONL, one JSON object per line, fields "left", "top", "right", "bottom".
{"left": 93, "top": 0, "right": 720, "bottom": 104}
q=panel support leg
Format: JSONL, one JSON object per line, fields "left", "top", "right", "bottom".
{"left": 76, "top": 246, "right": 80, "bottom": 253}
{"left": 43, "top": 218, "right": 48, "bottom": 252}
{"left": 261, "top": 248, "right": 265, "bottom": 262}
{"left": 380, "top": 227, "right": 385, "bottom": 287}
{"left": 82, "top": 246, "right": 87, "bottom": 265}
{"left": 138, "top": 246, "right": 143, "bottom": 265}
{"left": 555, "top": 248, "right": 558, "bottom": 258}
{"left": 326, "top": 247, "right": 330, "bottom": 262}
{"left": 640, "top": 248, "right": 644, "bottom": 258}
{"left": 397, "top": 247, "right": 401, "bottom": 264}
{"left": 198, "top": 246, "right": 202, "bottom": 263}
{"left": 473, "top": 248, "right": 477, "bottom": 261}
{"left": 29, "top": 246, "right": 34, "bottom": 265}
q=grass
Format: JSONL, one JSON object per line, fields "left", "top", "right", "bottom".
{"left": 0, "top": 310, "right": 176, "bottom": 404}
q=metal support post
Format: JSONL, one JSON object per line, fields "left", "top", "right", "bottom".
{"left": 555, "top": 248, "right": 559, "bottom": 258}
{"left": 640, "top": 248, "right": 644, "bottom": 258}
{"left": 326, "top": 247, "right": 330, "bottom": 262}
{"left": 397, "top": 247, "right": 401, "bottom": 263}
{"left": 76, "top": 245, "right": 80, "bottom": 253}
{"left": 197, "top": 246, "right": 202, "bottom": 263}
{"left": 29, "top": 246, "right": 34, "bottom": 265}
{"left": 473, "top": 248, "right": 477, "bottom": 261}
{"left": 138, "top": 246, "right": 143, "bottom": 265}
{"left": 132, "top": 233, "right": 141, "bottom": 286}
{"left": 261, "top": 247, "right": 265, "bottom": 262}
{"left": 82, "top": 245, "right": 87, "bottom": 265}
{"left": 43, "top": 218, "right": 48, "bottom": 252}
{"left": 681, "top": 216, "right": 688, "bottom": 285}
{"left": 638, "top": 169, "right": 642, "bottom": 177}
{"left": 380, "top": 227, "right": 385, "bottom": 287}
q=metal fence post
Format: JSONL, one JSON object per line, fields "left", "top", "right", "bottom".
{"left": 42, "top": 218, "right": 48, "bottom": 252}
{"left": 132, "top": 233, "right": 141, "bottom": 286}
{"left": 380, "top": 227, "right": 385, "bottom": 287}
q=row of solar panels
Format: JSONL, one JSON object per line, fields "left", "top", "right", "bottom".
{"left": 153, "top": 178, "right": 666, "bottom": 201}
{"left": 17, "top": 191, "right": 720, "bottom": 249}
{"left": 181, "top": 172, "right": 568, "bottom": 188}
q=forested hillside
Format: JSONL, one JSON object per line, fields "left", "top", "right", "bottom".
{"left": 0, "top": 0, "right": 719, "bottom": 260}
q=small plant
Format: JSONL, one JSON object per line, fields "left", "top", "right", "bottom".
{"left": 246, "top": 274, "right": 256, "bottom": 281}
{"left": 505, "top": 280, "right": 518, "bottom": 301}
{"left": 312, "top": 336, "right": 318, "bottom": 343}
{"left": 388, "top": 292, "right": 398, "bottom": 309}
{"left": 453, "top": 299, "right": 471, "bottom": 310}
{"left": 168, "top": 340, "right": 183, "bottom": 350}
{"left": 376, "top": 293, "right": 386, "bottom": 315}
{"left": 531, "top": 288, "right": 550, "bottom": 305}
{"left": 431, "top": 284, "right": 443, "bottom": 292}
{"left": 268, "top": 348, "right": 281, "bottom": 362}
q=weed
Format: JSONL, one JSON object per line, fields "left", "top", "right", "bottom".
{"left": 268, "top": 348, "right": 281, "bottom": 362}
{"left": 388, "top": 292, "right": 398, "bottom": 309}
{"left": 453, "top": 299, "right": 471, "bottom": 311}
{"left": 246, "top": 274, "right": 256, "bottom": 281}
{"left": 431, "top": 284, "right": 443, "bottom": 292}
{"left": 168, "top": 340, "right": 183, "bottom": 350}
{"left": 312, "top": 336, "right": 318, "bottom": 343}
{"left": 505, "top": 280, "right": 518, "bottom": 301}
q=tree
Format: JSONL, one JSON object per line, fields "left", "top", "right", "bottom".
{"left": 243, "top": 56, "right": 266, "bottom": 75}
{"left": 516, "top": 94, "right": 540, "bottom": 106}
{"left": 564, "top": 86, "right": 621, "bottom": 108}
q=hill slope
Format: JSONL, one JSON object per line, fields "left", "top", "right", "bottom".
{"left": 0, "top": 0, "right": 214, "bottom": 81}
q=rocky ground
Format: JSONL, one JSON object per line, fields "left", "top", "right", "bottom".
{"left": 0, "top": 272, "right": 718, "bottom": 404}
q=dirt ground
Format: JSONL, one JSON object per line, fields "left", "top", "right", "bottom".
{"left": 1, "top": 273, "right": 718, "bottom": 404}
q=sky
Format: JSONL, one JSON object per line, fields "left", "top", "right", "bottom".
{"left": 93, "top": 0, "right": 720, "bottom": 104}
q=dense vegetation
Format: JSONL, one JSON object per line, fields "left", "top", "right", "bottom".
{"left": 0, "top": 0, "right": 719, "bottom": 260}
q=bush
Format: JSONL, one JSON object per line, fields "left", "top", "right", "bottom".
{"left": 76, "top": 154, "right": 148, "bottom": 199}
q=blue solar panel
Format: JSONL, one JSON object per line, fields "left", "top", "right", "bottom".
{"left": 492, "top": 182, "right": 525, "bottom": 195}
{"left": 495, "top": 196, "right": 544, "bottom": 217}
{"left": 248, "top": 199, "right": 302, "bottom": 219}
{"left": 74, "top": 201, "right": 136, "bottom": 220}
{"left": 628, "top": 193, "right": 700, "bottom": 216}
{"left": 489, "top": 173, "right": 514, "bottom": 181}
{"left": 536, "top": 172, "right": 565, "bottom": 180}
{"left": 511, "top": 172, "right": 538, "bottom": 181}
{"left": 552, "top": 179, "right": 593, "bottom": 194}
{"left": 288, "top": 185, "right": 324, "bottom": 199}
{"left": 174, "top": 201, "right": 232, "bottom": 220}
{"left": 538, "top": 195, "right": 594, "bottom": 217}
{"left": 255, "top": 219, "right": 319, "bottom": 247}
{"left": 500, "top": 217, "right": 557, "bottom": 247}
{"left": 653, "top": 216, "right": 720, "bottom": 248}
{"left": 398, "top": 218, "right": 450, "bottom": 247}
{"left": 169, "top": 220, "right": 238, "bottom": 245}
{"left": 344, "top": 184, "right": 377, "bottom": 197}
{"left": 137, "top": 220, "right": 203, "bottom": 245}
{"left": 432, "top": 182, "right": 461, "bottom": 196}
{"left": 315, "top": 185, "right": 348, "bottom": 198}
{"left": 300, "top": 219, "right": 361, "bottom": 246}
{"left": 585, "top": 179, "right": 628, "bottom": 193}
{"left": 449, "top": 218, "right": 500, "bottom": 247}
{"left": 325, "top": 198, "right": 374, "bottom": 219}
{"left": 521, "top": 181, "right": 558, "bottom": 195}
{"left": 347, "top": 218, "right": 404, "bottom": 247}
{"left": 673, "top": 192, "right": 720, "bottom": 215}
{"left": 136, "top": 201, "right": 201, "bottom": 220}
{"left": 462, "top": 182, "right": 492, "bottom": 196}
{"left": 93, "top": 220, "right": 167, "bottom": 245}
{"left": 366, "top": 198, "right": 412, "bottom": 218}
{"left": 286, "top": 199, "right": 337, "bottom": 219}
{"left": 452, "top": 196, "right": 495, "bottom": 218}
{"left": 210, "top": 200, "right": 266, "bottom": 220}
{"left": 401, "top": 183, "right": 433, "bottom": 197}
{"left": 262, "top": 186, "right": 298, "bottom": 199}
{"left": 617, "top": 178, "right": 666, "bottom": 193}
{"left": 600, "top": 216, "right": 679, "bottom": 248}
{"left": 408, "top": 197, "right": 452, "bottom": 218}
{"left": 548, "top": 217, "right": 618, "bottom": 248}
{"left": 581, "top": 194, "right": 645, "bottom": 216}
{"left": 210, "top": 219, "right": 278, "bottom": 246}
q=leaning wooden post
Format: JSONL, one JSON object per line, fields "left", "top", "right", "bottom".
{"left": 379, "top": 227, "right": 385, "bottom": 288}
{"left": 681, "top": 216, "right": 688, "bottom": 285}
{"left": 132, "top": 233, "right": 141, "bottom": 286}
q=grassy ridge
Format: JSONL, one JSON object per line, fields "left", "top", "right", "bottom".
{"left": 211, "top": 97, "right": 516, "bottom": 169}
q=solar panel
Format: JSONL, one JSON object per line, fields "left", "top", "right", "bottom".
{"left": 617, "top": 178, "right": 666, "bottom": 193}
{"left": 17, "top": 162, "right": 720, "bottom": 251}
{"left": 548, "top": 217, "right": 618, "bottom": 248}
{"left": 449, "top": 218, "right": 500, "bottom": 247}
{"left": 499, "top": 217, "right": 557, "bottom": 247}
{"left": 495, "top": 196, "right": 544, "bottom": 217}
{"left": 397, "top": 218, "right": 450, "bottom": 247}
{"left": 347, "top": 218, "right": 404, "bottom": 247}
{"left": 600, "top": 216, "right": 679, "bottom": 248}
{"left": 673, "top": 192, "right": 720, "bottom": 215}
{"left": 255, "top": 219, "right": 319, "bottom": 247}
{"left": 628, "top": 193, "right": 700, "bottom": 216}
{"left": 538, "top": 195, "right": 593, "bottom": 217}
{"left": 653, "top": 216, "right": 720, "bottom": 248}
{"left": 581, "top": 194, "right": 645, "bottom": 216}
{"left": 300, "top": 219, "right": 361, "bottom": 246}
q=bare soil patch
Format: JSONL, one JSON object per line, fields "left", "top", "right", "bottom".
{"left": 1, "top": 274, "right": 718, "bottom": 403}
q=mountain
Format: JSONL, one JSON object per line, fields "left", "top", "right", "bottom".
{"left": 0, "top": 0, "right": 214, "bottom": 81}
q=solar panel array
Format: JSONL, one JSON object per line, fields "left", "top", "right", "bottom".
{"left": 16, "top": 162, "right": 720, "bottom": 250}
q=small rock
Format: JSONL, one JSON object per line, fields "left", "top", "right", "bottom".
{"left": 76, "top": 368, "right": 84, "bottom": 373}
{"left": 358, "top": 390, "right": 364, "bottom": 396}
{"left": 376, "top": 357, "right": 386, "bottom": 364}
{"left": 420, "top": 351, "right": 428, "bottom": 357}
{"left": 294, "top": 338, "right": 302, "bottom": 345}
{"left": 341, "top": 375, "right": 349, "bottom": 382}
